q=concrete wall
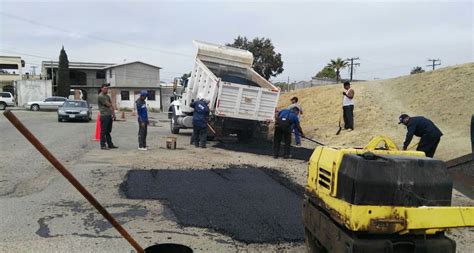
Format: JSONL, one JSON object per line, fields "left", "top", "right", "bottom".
{"left": 14, "top": 80, "right": 52, "bottom": 106}
{"left": 160, "top": 86, "right": 184, "bottom": 111}
{"left": 107, "top": 62, "right": 160, "bottom": 88}
{"left": 114, "top": 88, "right": 161, "bottom": 111}
{"left": 294, "top": 78, "right": 337, "bottom": 90}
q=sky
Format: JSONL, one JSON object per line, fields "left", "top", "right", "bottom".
{"left": 0, "top": 0, "right": 472, "bottom": 83}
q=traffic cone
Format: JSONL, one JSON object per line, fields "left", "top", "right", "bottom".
{"left": 93, "top": 112, "right": 101, "bottom": 141}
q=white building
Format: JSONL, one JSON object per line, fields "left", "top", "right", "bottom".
{"left": 0, "top": 56, "right": 23, "bottom": 94}
{"left": 103, "top": 61, "right": 161, "bottom": 111}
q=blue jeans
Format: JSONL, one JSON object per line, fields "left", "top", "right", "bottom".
{"left": 292, "top": 124, "right": 301, "bottom": 145}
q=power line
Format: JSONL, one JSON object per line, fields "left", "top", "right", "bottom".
{"left": 427, "top": 58, "right": 441, "bottom": 70}
{"left": 0, "top": 12, "right": 193, "bottom": 58}
{"left": 0, "top": 49, "right": 54, "bottom": 60}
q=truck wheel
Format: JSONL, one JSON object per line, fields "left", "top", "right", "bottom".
{"left": 304, "top": 228, "right": 327, "bottom": 253}
{"left": 0, "top": 102, "right": 6, "bottom": 110}
{"left": 207, "top": 135, "right": 215, "bottom": 141}
{"left": 170, "top": 111, "right": 180, "bottom": 134}
{"left": 237, "top": 130, "right": 253, "bottom": 141}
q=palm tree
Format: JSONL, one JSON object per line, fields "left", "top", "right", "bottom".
{"left": 410, "top": 66, "right": 425, "bottom": 75}
{"left": 326, "top": 58, "right": 349, "bottom": 83}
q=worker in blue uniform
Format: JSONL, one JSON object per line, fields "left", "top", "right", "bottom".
{"left": 274, "top": 106, "right": 304, "bottom": 159}
{"left": 399, "top": 114, "right": 443, "bottom": 158}
{"left": 191, "top": 98, "right": 210, "bottom": 148}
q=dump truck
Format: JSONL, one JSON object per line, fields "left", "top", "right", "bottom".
{"left": 168, "top": 40, "right": 280, "bottom": 140}
{"left": 303, "top": 136, "right": 474, "bottom": 253}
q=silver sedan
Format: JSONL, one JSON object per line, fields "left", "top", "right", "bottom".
{"left": 25, "top": 96, "right": 67, "bottom": 111}
{"left": 57, "top": 100, "right": 92, "bottom": 122}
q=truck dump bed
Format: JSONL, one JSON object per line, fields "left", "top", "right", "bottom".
{"left": 187, "top": 41, "right": 279, "bottom": 122}
{"left": 200, "top": 60, "right": 278, "bottom": 121}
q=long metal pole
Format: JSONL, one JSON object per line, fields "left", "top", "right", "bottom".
{"left": 3, "top": 110, "right": 145, "bottom": 253}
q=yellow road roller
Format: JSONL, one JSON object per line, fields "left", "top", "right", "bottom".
{"left": 303, "top": 136, "right": 474, "bottom": 253}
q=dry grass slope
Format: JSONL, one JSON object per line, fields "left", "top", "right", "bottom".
{"left": 279, "top": 62, "right": 474, "bottom": 160}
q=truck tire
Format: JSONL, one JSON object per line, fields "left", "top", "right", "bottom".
{"left": 237, "top": 130, "right": 253, "bottom": 141}
{"left": 207, "top": 135, "right": 215, "bottom": 141}
{"left": 304, "top": 228, "right": 327, "bottom": 253}
{"left": 0, "top": 102, "right": 6, "bottom": 110}
{"left": 170, "top": 110, "right": 180, "bottom": 134}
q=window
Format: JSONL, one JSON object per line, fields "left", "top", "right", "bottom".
{"left": 54, "top": 97, "right": 67, "bottom": 102}
{"left": 64, "top": 101, "right": 87, "bottom": 108}
{"left": 109, "top": 69, "right": 113, "bottom": 78}
{"left": 147, "top": 90, "right": 156, "bottom": 101}
{"left": 45, "top": 97, "right": 54, "bottom": 102}
{"left": 96, "top": 71, "right": 105, "bottom": 79}
{"left": 121, "top": 90, "right": 130, "bottom": 101}
{"left": 0, "top": 92, "right": 11, "bottom": 98}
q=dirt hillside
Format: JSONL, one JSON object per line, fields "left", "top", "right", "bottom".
{"left": 279, "top": 62, "right": 474, "bottom": 161}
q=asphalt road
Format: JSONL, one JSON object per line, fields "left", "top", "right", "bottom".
{"left": 0, "top": 110, "right": 95, "bottom": 197}
{"left": 0, "top": 110, "right": 308, "bottom": 253}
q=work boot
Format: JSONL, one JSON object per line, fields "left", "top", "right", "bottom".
{"left": 101, "top": 146, "right": 109, "bottom": 150}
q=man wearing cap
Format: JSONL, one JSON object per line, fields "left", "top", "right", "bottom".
{"left": 399, "top": 114, "right": 443, "bottom": 158}
{"left": 190, "top": 98, "right": 210, "bottom": 148}
{"left": 274, "top": 106, "right": 304, "bottom": 159}
{"left": 136, "top": 90, "right": 149, "bottom": 151}
{"left": 97, "top": 84, "right": 118, "bottom": 150}
{"left": 288, "top": 96, "right": 303, "bottom": 146}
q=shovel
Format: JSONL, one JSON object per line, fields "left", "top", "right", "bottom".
{"left": 293, "top": 131, "right": 325, "bottom": 146}
{"left": 3, "top": 110, "right": 192, "bottom": 253}
{"left": 336, "top": 106, "right": 343, "bottom": 135}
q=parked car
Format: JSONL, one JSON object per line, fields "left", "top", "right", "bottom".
{"left": 58, "top": 100, "right": 92, "bottom": 122}
{"left": 25, "top": 96, "right": 67, "bottom": 111}
{"left": 0, "top": 92, "right": 15, "bottom": 110}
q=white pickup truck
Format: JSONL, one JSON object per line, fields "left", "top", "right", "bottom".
{"left": 0, "top": 92, "right": 15, "bottom": 110}
{"left": 169, "top": 41, "right": 280, "bottom": 140}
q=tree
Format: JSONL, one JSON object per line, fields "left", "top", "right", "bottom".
{"left": 326, "top": 58, "right": 349, "bottom": 83}
{"left": 410, "top": 66, "right": 425, "bottom": 74}
{"left": 227, "top": 36, "right": 284, "bottom": 80}
{"left": 56, "top": 46, "right": 70, "bottom": 97}
{"left": 315, "top": 66, "right": 337, "bottom": 79}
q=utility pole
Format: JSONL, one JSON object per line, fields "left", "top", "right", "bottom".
{"left": 427, "top": 59, "right": 441, "bottom": 70}
{"left": 287, "top": 76, "right": 290, "bottom": 92}
{"left": 345, "top": 57, "right": 360, "bottom": 81}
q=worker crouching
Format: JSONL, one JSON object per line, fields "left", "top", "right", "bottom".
{"left": 273, "top": 106, "right": 304, "bottom": 159}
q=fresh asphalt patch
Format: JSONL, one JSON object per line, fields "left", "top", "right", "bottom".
{"left": 213, "top": 138, "right": 314, "bottom": 161}
{"left": 120, "top": 165, "right": 305, "bottom": 243}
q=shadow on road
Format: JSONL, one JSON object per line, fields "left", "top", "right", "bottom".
{"left": 212, "top": 138, "right": 314, "bottom": 161}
